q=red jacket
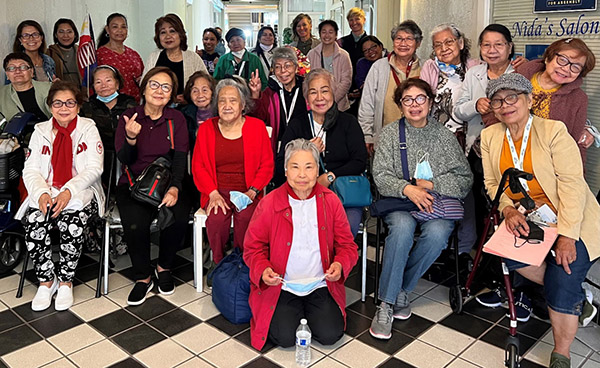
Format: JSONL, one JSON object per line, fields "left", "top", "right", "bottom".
{"left": 191, "top": 116, "right": 274, "bottom": 208}
{"left": 243, "top": 183, "right": 358, "bottom": 350}
{"left": 516, "top": 59, "right": 588, "bottom": 163}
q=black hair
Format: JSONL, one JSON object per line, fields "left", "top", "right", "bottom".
{"left": 479, "top": 24, "right": 514, "bottom": 60}
{"left": 52, "top": 18, "right": 79, "bottom": 46}
{"left": 97, "top": 13, "right": 127, "bottom": 48}
{"left": 253, "top": 26, "right": 277, "bottom": 57}
{"left": 318, "top": 20, "right": 339, "bottom": 34}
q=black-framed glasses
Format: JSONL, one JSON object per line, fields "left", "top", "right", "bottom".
{"left": 148, "top": 80, "right": 173, "bottom": 93}
{"left": 51, "top": 99, "right": 77, "bottom": 108}
{"left": 20, "top": 32, "right": 41, "bottom": 40}
{"left": 433, "top": 38, "right": 457, "bottom": 50}
{"left": 362, "top": 44, "right": 380, "bottom": 54}
{"left": 401, "top": 94, "right": 428, "bottom": 106}
{"left": 5, "top": 65, "right": 31, "bottom": 73}
{"left": 490, "top": 93, "right": 523, "bottom": 109}
{"left": 555, "top": 53, "right": 583, "bottom": 74}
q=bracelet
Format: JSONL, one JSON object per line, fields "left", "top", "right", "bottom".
{"left": 126, "top": 134, "right": 137, "bottom": 140}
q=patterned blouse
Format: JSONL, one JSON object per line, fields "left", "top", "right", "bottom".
{"left": 531, "top": 72, "right": 560, "bottom": 119}
{"left": 96, "top": 45, "right": 144, "bottom": 101}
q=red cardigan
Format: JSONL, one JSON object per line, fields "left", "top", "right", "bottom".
{"left": 191, "top": 116, "right": 274, "bottom": 208}
{"left": 516, "top": 59, "right": 588, "bottom": 163}
{"left": 243, "top": 183, "right": 358, "bottom": 350}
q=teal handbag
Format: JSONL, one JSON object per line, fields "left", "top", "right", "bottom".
{"left": 330, "top": 174, "right": 373, "bottom": 207}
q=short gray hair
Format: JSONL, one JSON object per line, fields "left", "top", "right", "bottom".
{"left": 272, "top": 46, "right": 298, "bottom": 66}
{"left": 391, "top": 20, "right": 423, "bottom": 43}
{"left": 212, "top": 76, "right": 254, "bottom": 114}
{"left": 284, "top": 138, "right": 319, "bottom": 169}
{"left": 430, "top": 23, "right": 472, "bottom": 65}
{"left": 303, "top": 68, "right": 336, "bottom": 101}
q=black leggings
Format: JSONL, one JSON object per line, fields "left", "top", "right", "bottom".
{"left": 268, "top": 288, "right": 344, "bottom": 348}
{"left": 115, "top": 185, "right": 191, "bottom": 280}
{"left": 23, "top": 200, "right": 98, "bottom": 283}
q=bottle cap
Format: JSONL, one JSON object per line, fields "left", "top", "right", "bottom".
{"left": 300, "top": 318, "right": 307, "bottom": 324}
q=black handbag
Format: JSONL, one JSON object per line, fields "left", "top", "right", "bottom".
{"left": 125, "top": 119, "right": 175, "bottom": 207}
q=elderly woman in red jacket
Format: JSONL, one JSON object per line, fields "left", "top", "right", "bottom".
{"left": 243, "top": 138, "right": 358, "bottom": 350}
{"left": 192, "top": 77, "right": 273, "bottom": 264}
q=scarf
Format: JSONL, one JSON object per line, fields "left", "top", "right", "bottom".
{"left": 51, "top": 117, "right": 77, "bottom": 188}
{"left": 259, "top": 43, "right": 273, "bottom": 52}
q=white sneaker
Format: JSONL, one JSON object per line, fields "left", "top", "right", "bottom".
{"left": 55, "top": 284, "right": 74, "bottom": 311}
{"left": 31, "top": 278, "right": 59, "bottom": 311}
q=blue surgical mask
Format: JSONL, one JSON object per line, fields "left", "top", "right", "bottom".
{"left": 97, "top": 91, "right": 119, "bottom": 103}
{"left": 414, "top": 152, "right": 434, "bottom": 181}
{"left": 230, "top": 191, "right": 252, "bottom": 211}
{"left": 281, "top": 276, "right": 325, "bottom": 294}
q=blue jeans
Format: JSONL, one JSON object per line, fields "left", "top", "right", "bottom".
{"left": 457, "top": 190, "right": 477, "bottom": 254}
{"left": 345, "top": 207, "right": 363, "bottom": 238}
{"left": 378, "top": 211, "right": 455, "bottom": 305}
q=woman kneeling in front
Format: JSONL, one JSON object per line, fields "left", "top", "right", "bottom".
{"left": 17, "top": 81, "right": 104, "bottom": 311}
{"left": 244, "top": 139, "right": 358, "bottom": 350}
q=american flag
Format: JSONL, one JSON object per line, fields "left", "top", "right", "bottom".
{"left": 77, "top": 14, "right": 97, "bottom": 90}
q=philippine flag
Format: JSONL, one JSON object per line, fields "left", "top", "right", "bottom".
{"left": 77, "top": 14, "right": 97, "bottom": 90}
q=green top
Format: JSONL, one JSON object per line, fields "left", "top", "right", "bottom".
{"left": 213, "top": 50, "right": 268, "bottom": 91}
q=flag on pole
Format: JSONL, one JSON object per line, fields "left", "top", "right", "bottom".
{"left": 77, "top": 14, "right": 97, "bottom": 90}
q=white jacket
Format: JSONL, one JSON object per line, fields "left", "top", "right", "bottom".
{"left": 16, "top": 116, "right": 105, "bottom": 219}
{"left": 142, "top": 49, "right": 208, "bottom": 88}
{"left": 453, "top": 63, "right": 514, "bottom": 152}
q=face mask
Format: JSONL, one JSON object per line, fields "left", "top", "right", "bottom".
{"left": 414, "top": 152, "right": 434, "bottom": 181}
{"left": 232, "top": 50, "right": 245, "bottom": 59}
{"left": 280, "top": 275, "right": 325, "bottom": 294}
{"left": 97, "top": 91, "right": 119, "bottom": 103}
{"left": 260, "top": 43, "right": 273, "bottom": 52}
{"left": 435, "top": 57, "right": 459, "bottom": 77}
{"left": 230, "top": 191, "right": 252, "bottom": 211}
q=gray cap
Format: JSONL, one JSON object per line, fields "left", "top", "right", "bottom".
{"left": 485, "top": 73, "right": 532, "bottom": 99}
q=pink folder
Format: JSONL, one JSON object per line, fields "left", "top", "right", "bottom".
{"left": 483, "top": 221, "right": 558, "bottom": 267}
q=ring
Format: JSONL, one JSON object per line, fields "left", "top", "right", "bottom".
{"left": 514, "top": 224, "right": 522, "bottom": 230}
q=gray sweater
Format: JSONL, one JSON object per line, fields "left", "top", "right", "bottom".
{"left": 373, "top": 117, "right": 472, "bottom": 199}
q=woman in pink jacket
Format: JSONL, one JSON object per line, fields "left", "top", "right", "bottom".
{"left": 243, "top": 138, "right": 358, "bottom": 350}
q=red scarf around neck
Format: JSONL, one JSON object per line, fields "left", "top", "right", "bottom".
{"left": 284, "top": 181, "right": 319, "bottom": 200}
{"left": 51, "top": 117, "right": 77, "bottom": 188}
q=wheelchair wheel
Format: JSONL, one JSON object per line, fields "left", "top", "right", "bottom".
{"left": 449, "top": 284, "right": 464, "bottom": 314}
{"left": 505, "top": 343, "right": 519, "bottom": 368}
{"left": 0, "top": 233, "right": 24, "bottom": 274}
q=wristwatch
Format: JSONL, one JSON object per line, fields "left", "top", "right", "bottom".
{"left": 249, "top": 186, "right": 260, "bottom": 195}
{"left": 327, "top": 173, "right": 335, "bottom": 183}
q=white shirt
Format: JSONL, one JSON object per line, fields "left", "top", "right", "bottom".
{"left": 283, "top": 195, "right": 327, "bottom": 296}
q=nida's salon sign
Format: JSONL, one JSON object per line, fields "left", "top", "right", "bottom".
{"left": 513, "top": 13, "right": 600, "bottom": 37}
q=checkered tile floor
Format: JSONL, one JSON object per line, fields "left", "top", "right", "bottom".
{"left": 1, "top": 235, "right": 599, "bottom": 368}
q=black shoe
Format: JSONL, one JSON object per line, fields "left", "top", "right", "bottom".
{"left": 155, "top": 269, "right": 175, "bottom": 295}
{"left": 127, "top": 281, "right": 154, "bottom": 306}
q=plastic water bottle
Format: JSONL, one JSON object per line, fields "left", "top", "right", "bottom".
{"left": 295, "top": 318, "right": 311, "bottom": 367}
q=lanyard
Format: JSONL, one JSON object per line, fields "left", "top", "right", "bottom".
{"left": 232, "top": 60, "right": 246, "bottom": 77}
{"left": 280, "top": 87, "right": 299, "bottom": 126}
{"left": 505, "top": 115, "right": 533, "bottom": 191}
{"left": 308, "top": 111, "right": 325, "bottom": 139}
{"left": 260, "top": 52, "right": 270, "bottom": 70}
{"left": 388, "top": 53, "right": 414, "bottom": 86}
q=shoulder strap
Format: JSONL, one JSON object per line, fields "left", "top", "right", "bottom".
{"left": 167, "top": 119, "right": 174, "bottom": 150}
{"left": 398, "top": 118, "right": 410, "bottom": 181}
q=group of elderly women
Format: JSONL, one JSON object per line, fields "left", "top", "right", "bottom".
{"left": 4, "top": 11, "right": 599, "bottom": 367}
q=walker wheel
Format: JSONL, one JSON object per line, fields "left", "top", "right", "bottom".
{"left": 505, "top": 343, "right": 520, "bottom": 368}
{"left": 0, "top": 233, "right": 24, "bottom": 274}
{"left": 449, "top": 284, "right": 464, "bottom": 314}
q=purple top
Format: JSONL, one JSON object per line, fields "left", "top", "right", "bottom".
{"left": 355, "top": 57, "right": 375, "bottom": 89}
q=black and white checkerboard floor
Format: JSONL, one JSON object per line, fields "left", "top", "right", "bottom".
{"left": 1, "top": 238, "right": 599, "bottom": 368}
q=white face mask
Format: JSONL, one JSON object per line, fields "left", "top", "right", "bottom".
{"left": 232, "top": 50, "right": 245, "bottom": 59}
{"left": 260, "top": 43, "right": 273, "bottom": 52}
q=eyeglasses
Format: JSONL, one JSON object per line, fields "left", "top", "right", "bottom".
{"left": 401, "top": 94, "right": 428, "bottom": 106}
{"left": 480, "top": 42, "right": 508, "bottom": 51}
{"left": 362, "top": 44, "right": 380, "bottom": 54}
{"left": 51, "top": 99, "right": 78, "bottom": 108}
{"left": 148, "top": 80, "right": 173, "bottom": 93}
{"left": 273, "top": 62, "right": 295, "bottom": 72}
{"left": 490, "top": 93, "right": 523, "bottom": 109}
{"left": 5, "top": 65, "right": 31, "bottom": 72}
{"left": 20, "top": 32, "right": 41, "bottom": 40}
{"left": 394, "top": 37, "right": 416, "bottom": 44}
{"left": 433, "top": 38, "right": 457, "bottom": 50}
{"left": 555, "top": 53, "right": 583, "bottom": 74}
{"left": 57, "top": 29, "right": 74, "bottom": 35}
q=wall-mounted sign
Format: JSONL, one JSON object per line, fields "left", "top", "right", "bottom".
{"left": 525, "top": 45, "right": 550, "bottom": 60}
{"left": 534, "top": 0, "right": 597, "bottom": 13}
{"left": 513, "top": 14, "right": 600, "bottom": 37}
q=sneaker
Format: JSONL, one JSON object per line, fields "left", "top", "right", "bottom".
{"left": 369, "top": 303, "right": 393, "bottom": 340}
{"left": 155, "top": 269, "right": 175, "bottom": 295}
{"left": 549, "top": 352, "right": 571, "bottom": 368}
{"left": 476, "top": 287, "right": 506, "bottom": 308}
{"left": 55, "top": 284, "right": 73, "bottom": 311}
{"left": 579, "top": 289, "right": 597, "bottom": 327}
{"left": 506, "top": 292, "right": 533, "bottom": 322}
{"left": 127, "top": 281, "right": 154, "bottom": 306}
{"left": 393, "top": 290, "right": 412, "bottom": 320}
{"left": 31, "top": 277, "right": 59, "bottom": 311}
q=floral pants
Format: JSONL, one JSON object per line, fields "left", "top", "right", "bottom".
{"left": 23, "top": 200, "right": 98, "bottom": 283}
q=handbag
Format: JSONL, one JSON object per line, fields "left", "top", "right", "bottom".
{"left": 410, "top": 191, "right": 464, "bottom": 222}
{"left": 125, "top": 119, "right": 175, "bottom": 207}
{"left": 330, "top": 173, "right": 372, "bottom": 207}
{"left": 208, "top": 248, "right": 252, "bottom": 324}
